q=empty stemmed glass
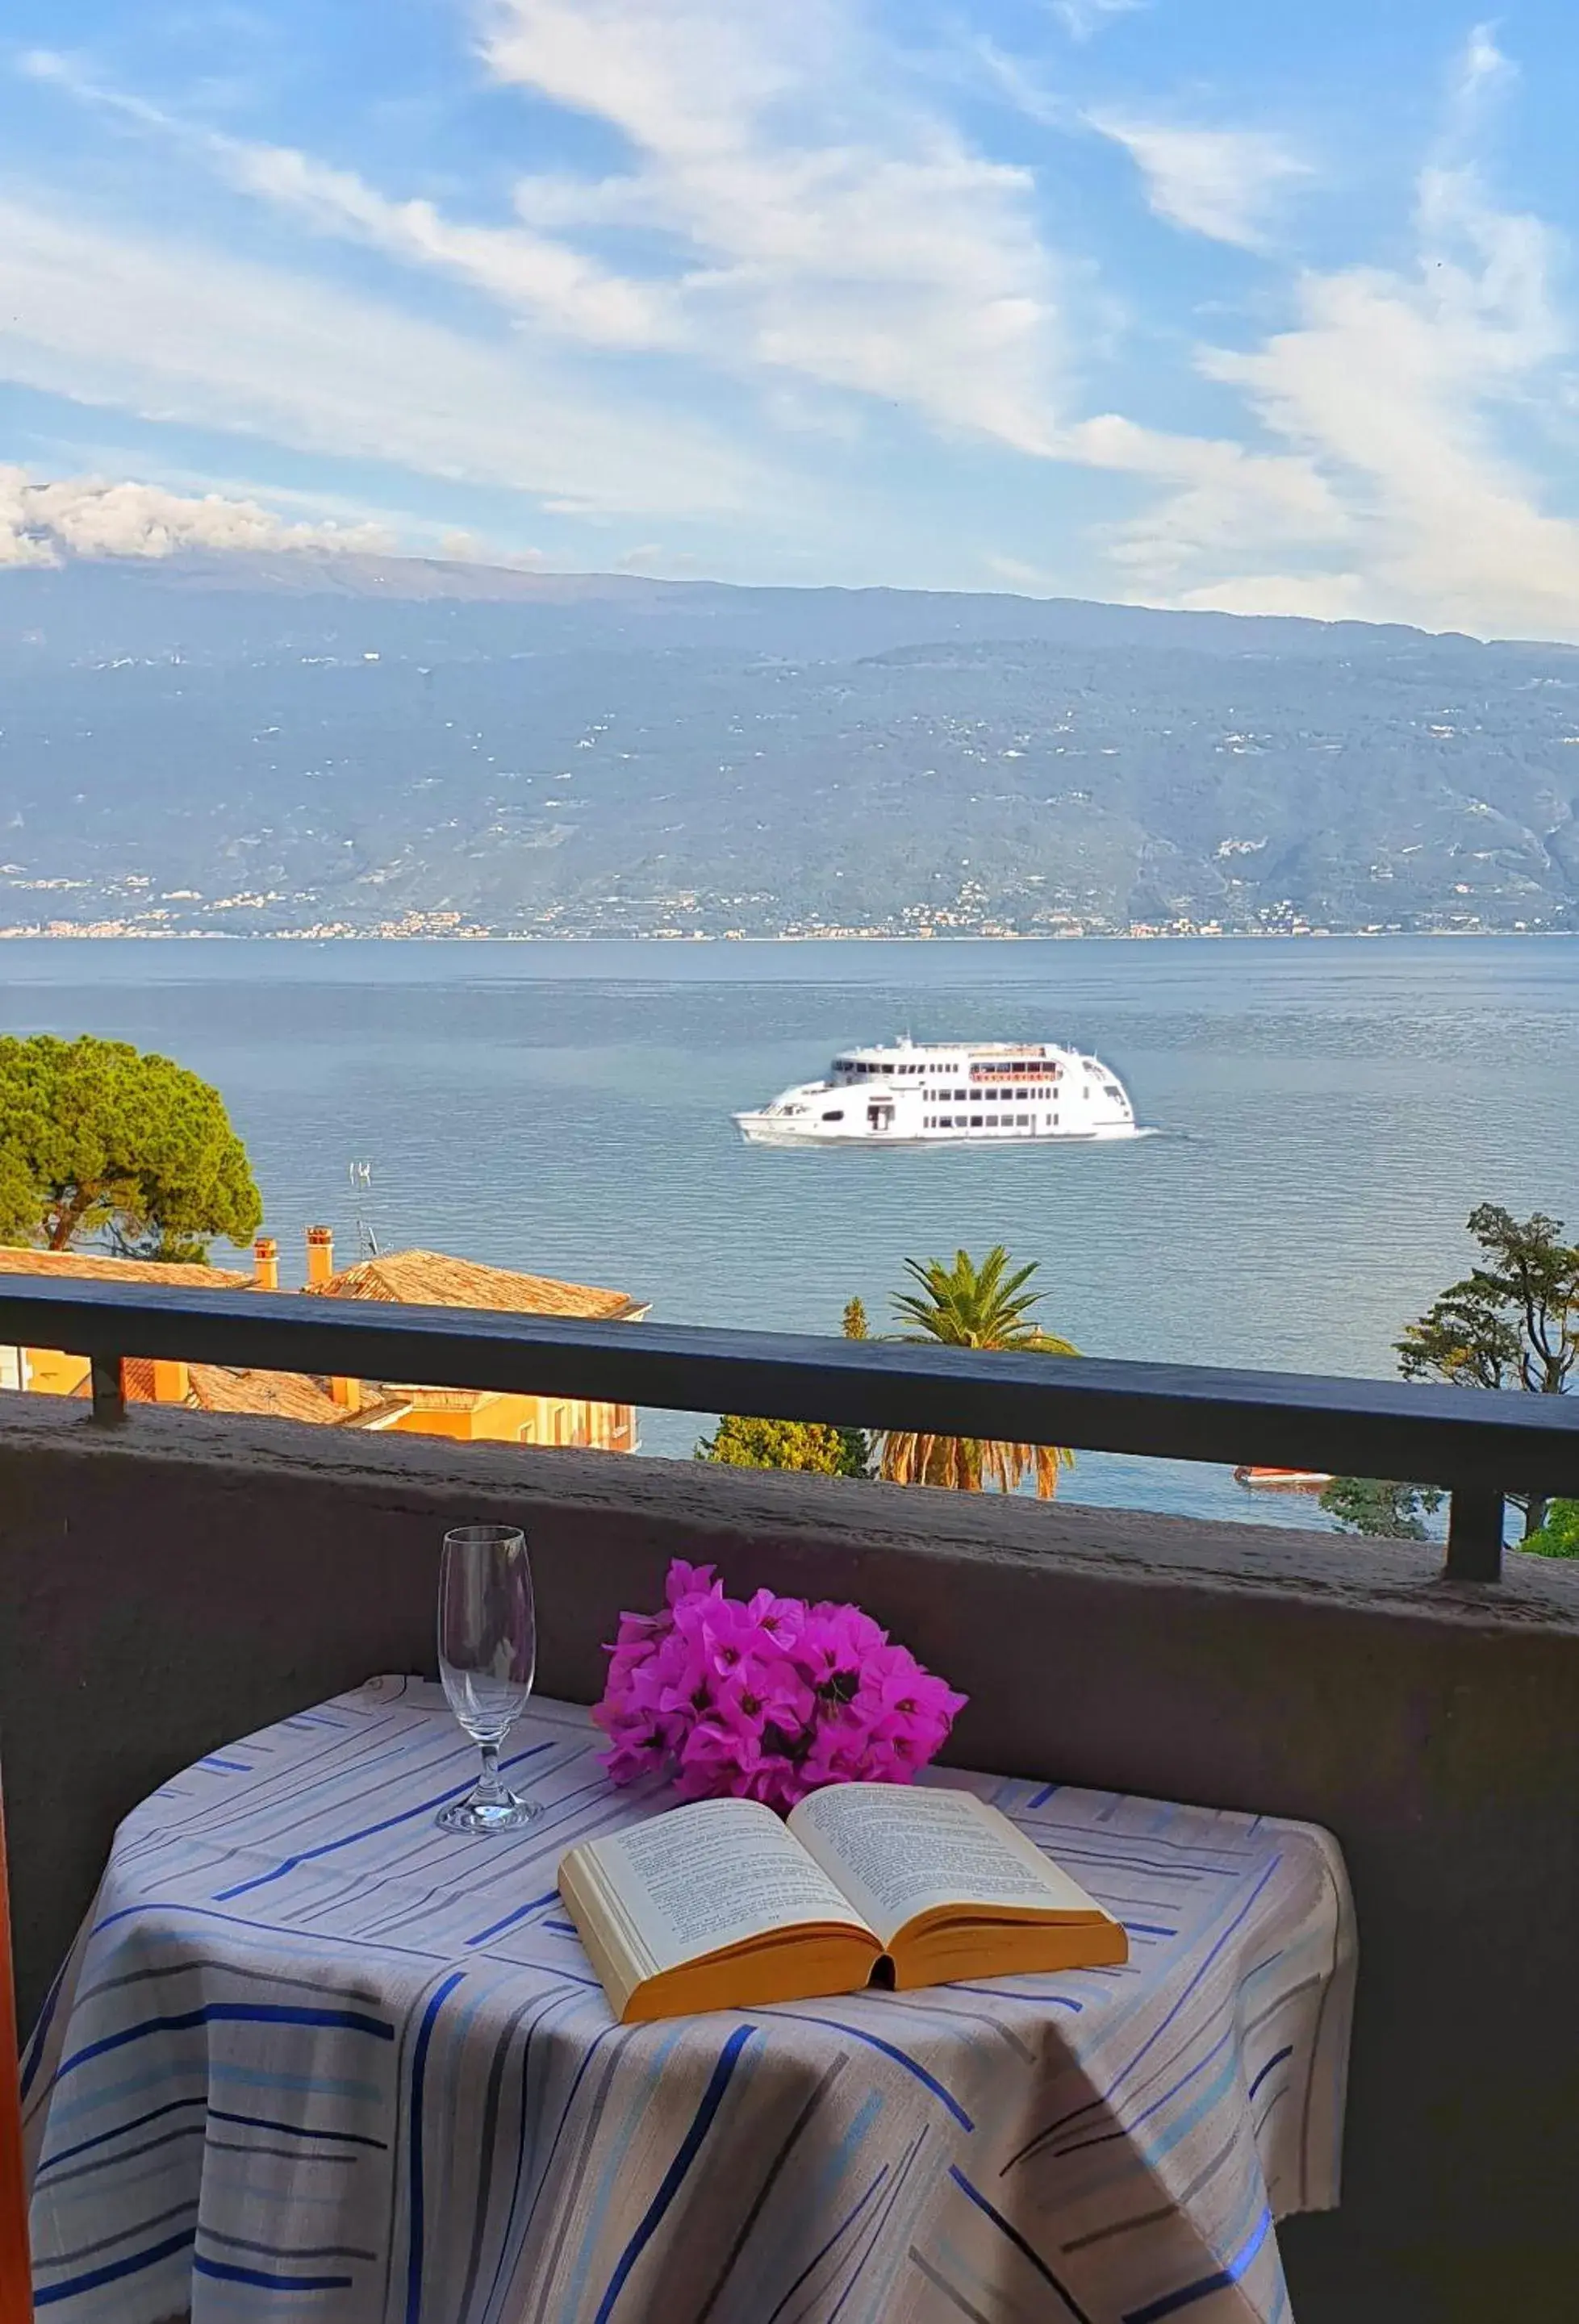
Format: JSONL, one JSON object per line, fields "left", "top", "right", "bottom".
{"left": 436, "top": 1525, "right": 543, "bottom": 1833}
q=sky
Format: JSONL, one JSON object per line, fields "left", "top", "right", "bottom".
{"left": 2, "top": 1, "right": 1579, "bottom": 636}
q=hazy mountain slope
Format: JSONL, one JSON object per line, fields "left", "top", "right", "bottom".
{"left": 1, "top": 554, "right": 1575, "bottom": 935}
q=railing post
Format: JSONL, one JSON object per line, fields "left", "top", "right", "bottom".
{"left": 89, "top": 1354, "right": 127, "bottom": 1425}
{"left": 1444, "top": 1486, "right": 1503, "bottom": 1582}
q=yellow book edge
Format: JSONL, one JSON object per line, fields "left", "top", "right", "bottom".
{"left": 559, "top": 1845, "right": 1127, "bottom": 2024}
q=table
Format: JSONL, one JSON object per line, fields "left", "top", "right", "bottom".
{"left": 23, "top": 1679, "right": 1355, "bottom": 2324}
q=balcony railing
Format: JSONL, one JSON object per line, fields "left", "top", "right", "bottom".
{"left": 2, "top": 1274, "right": 1577, "bottom": 1582}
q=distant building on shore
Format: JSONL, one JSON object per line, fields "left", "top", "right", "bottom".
{"left": 0, "top": 1228, "right": 646, "bottom": 1453}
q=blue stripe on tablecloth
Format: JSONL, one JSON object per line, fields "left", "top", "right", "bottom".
{"left": 764, "top": 2162, "right": 888, "bottom": 2324}
{"left": 32, "top": 2225, "right": 197, "bottom": 2306}
{"left": 55, "top": 2001, "right": 395, "bottom": 2081}
{"left": 947, "top": 2168, "right": 1094, "bottom": 2322}
{"left": 826, "top": 2127, "right": 928, "bottom": 2322}
{"left": 1003, "top": 1855, "right": 1283, "bottom": 2172}
{"left": 591, "top": 2024, "right": 756, "bottom": 2324}
{"left": 214, "top": 1742, "right": 559, "bottom": 1901}
{"left": 466, "top": 1890, "right": 560, "bottom": 1946}
{"left": 85, "top": 1898, "right": 453, "bottom": 1967}
{"left": 20, "top": 1955, "right": 71, "bottom": 2102}
{"left": 1122, "top": 2205, "right": 1273, "bottom": 2323}
{"left": 36, "top": 2094, "right": 207, "bottom": 2173}
{"left": 558, "top": 2021, "right": 694, "bottom": 2318}
{"left": 41, "top": 2057, "right": 386, "bottom": 2138}
{"left": 193, "top": 2249, "right": 355, "bottom": 2293}
{"left": 767, "top": 2011, "right": 973, "bottom": 2132}
{"left": 1247, "top": 2045, "right": 1294, "bottom": 2103}
{"left": 207, "top": 2107, "right": 389, "bottom": 2150}
{"left": 404, "top": 1971, "right": 466, "bottom": 2324}
{"left": 1052, "top": 2022, "right": 1242, "bottom": 2160}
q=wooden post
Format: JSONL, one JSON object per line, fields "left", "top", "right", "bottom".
{"left": 0, "top": 1772, "right": 33, "bottom": 2322}
{"left": 1444, "top": 1486, "right": 1504, "bottom": 1582}
{"left": 88, "top": 1355, "right": 126, "bottom": 1425}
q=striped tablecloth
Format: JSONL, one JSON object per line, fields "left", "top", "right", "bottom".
{"left": 23, "top": 1679, "right": 1354, "bottom": 2324}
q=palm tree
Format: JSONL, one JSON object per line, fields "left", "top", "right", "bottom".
{"left": 875, "top": 1245, "right": 1078, "bottom": 1496}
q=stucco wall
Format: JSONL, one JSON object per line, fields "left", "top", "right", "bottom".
{"left": 2, "top": 1397, "right": 1577, "bottom": 2321}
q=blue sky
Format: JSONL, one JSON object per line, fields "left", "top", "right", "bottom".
{"left": 2, "top": 2, "right": 1578, "bottom": 636}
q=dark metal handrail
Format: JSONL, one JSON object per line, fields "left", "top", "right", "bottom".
{"left": 2, "top": 1275, "right": 1576, "bottom": 1583}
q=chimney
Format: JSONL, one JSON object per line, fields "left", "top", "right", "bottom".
{"left": 330, "top": 1373, "right": 362, "bottom": 1415}
{"left": 306, "top": 1225, "right": 334, "bottom": 1287}
{"left": 253, "top": 1236, "right": 279, "bottom": 1290}
{"left": 151, "top": 1358, "right": 190, "bottom": 1405}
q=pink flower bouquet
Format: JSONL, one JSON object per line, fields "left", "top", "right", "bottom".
{"left": 591, "top": 1559, "right": 967, "bottom": 1812}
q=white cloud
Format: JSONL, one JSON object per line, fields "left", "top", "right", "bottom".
{"left": 1050, "top": 0, "right": 1144, "bottom": 40}
{"left": 1067, "top": 145, "right": 1579, "bottom": 640}
{"left": 482, "top": 0, "right": 1062, "bottom": 451}
{"left": 0, "top": 465, "right": 392, "bottom": 565}
{"left": 217, "top": 147, "right": 677, "bottom": 349}
{"left": 0, "top": 198, "right": 779, "bottom": 524}
{"left": 982, "top": 550, "right": 1058, "bottom": 589}
{"left": 1090, "top": 116, "right": 1310, "bottom": 248}
{"left": 1450, "top": 22, "right": 1514, "bottom": 127}
{"left": 27, "top": 18, "right": 1062, "bottom": 456}
{"left": 20, "top": 50, "right": 675, "bottom": 350}
{"left": 1169, "top": 572, "right": 1372, "bottom": 623}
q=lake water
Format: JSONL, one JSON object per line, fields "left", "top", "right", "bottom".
{"left": 2, "top": 936, "right": 1575, "bottom": 1529}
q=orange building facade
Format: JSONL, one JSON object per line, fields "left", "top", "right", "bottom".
{"left": 0, "top": 1229, "right": 645, "bottom": 1451}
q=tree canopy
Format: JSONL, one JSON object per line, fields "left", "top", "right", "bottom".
{"left": 1396, "top": 1204, "right": 1578, "bottom": 1398}
{"left": 695, "top": 1413, "right": 871, "bottom": 1478}
{"left": 1319, "top": 1477, "right": 1443, "bottom": 1541}
{"left": 1521, "top": 1500, "right": 1579, "bottom": 1558}
{"left": 876, "top": 1245, "right": 1078, "bottom": 1497}
{"left": 1329, "top": 1204, "right": 1578, "bottom": 1541}
{"left": 0, "top": 1034, "right": 262, "bottom": 1259}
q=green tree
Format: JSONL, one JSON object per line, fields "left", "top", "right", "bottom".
{"left": 1319, "top": 1477, "right": 1443, "bottom": 1541}
{"left": 0, "top": 1034, "right": 262, "bottom": 1259}
{"left": 875, "top": 1245, "right": 1078, "bottom": 1496}
{"left": 695, "top": 1412, "right": 871, "bottom": 1477}
{"left": 1521, "top": 1500, "right": 1579, "bottom": 1558}
{"left": 1328, "top": 1205, "right": 1579, "bottom": 1541}
{"left": 696, "top": 1295, "right": 872, "bottom": 1478}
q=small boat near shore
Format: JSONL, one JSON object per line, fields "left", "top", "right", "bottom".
{"left": 734, "top": 1037, "right": 1142, "bottom": 1146}
{"left": 1233, "top": 1466, "right": 1332, "bottom": 1490}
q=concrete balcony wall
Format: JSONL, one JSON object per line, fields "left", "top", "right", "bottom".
{"left": 2, "top": 1396, "right": 1577, "bottom": 2322}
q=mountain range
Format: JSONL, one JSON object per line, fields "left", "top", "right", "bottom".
{"left": 2, "top": 551, "right": 1577, "bottom": 938}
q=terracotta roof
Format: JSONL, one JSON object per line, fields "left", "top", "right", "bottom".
{"left": 0, "top": 1245, "right": 253, "bottom": 1290}
{"left": 77, "top": 1357, "right": 348, "bottom": 1426}
{"left": 307, "top": 1249, "right": 645, "bottom": 1322}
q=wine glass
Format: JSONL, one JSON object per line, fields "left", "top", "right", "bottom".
{"left": 436, "top": 1525, "right": 543, "bottom": 1833}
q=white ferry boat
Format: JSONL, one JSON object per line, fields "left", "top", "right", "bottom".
{"left": 734, "top": 1037, "right": 1141, "bottom": 1145}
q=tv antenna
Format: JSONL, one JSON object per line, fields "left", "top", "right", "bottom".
{"left": 348, "top": 1160, "right": 382, "bottom": 1259}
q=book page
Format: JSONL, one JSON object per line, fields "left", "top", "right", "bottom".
{"left": 787, "top": 1783, "right": 1105, "bottom": 1947}
{"left": 562, "top": 1799, "right": 873, "bottom": 1981}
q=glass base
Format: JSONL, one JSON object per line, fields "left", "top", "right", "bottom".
{"left": 437, "top": 1789, "right": 543, "bottom": 1834}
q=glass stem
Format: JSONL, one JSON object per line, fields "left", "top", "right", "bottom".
{"left": 475, "top": 1739, "right": 504, "bottom": 1801}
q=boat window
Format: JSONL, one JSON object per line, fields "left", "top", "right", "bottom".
{"left": 970, "top": 1114, "right": 982, "bottom": 1126}
{"left": 1105, "top": 1084, "right": 1123, "bottom": 1100}
{"left": 821, "top": 1108, "right": 844, "bottom": 1121}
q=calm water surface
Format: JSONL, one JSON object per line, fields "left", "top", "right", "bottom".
{"left": 2, "top": 937, "right": 1575, "bottom": 1529}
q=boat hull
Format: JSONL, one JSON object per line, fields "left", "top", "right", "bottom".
{"left": 733, "top": 1115, "right": 1143, "bottom": 1148}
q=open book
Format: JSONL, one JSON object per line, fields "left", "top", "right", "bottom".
{"left": 558, "top": 1782, "right": 1127, "bottom": 2022}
